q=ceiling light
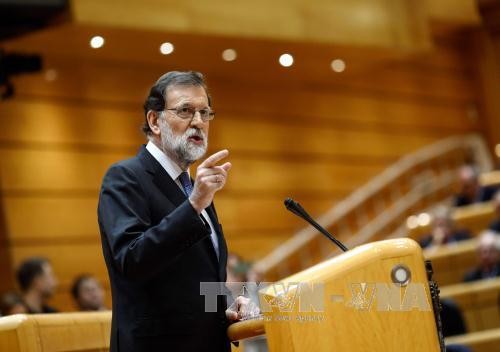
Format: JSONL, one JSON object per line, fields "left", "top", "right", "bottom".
{"left": 331, "top": 59, "right": 346, "bottom": 72}
{"left": 279, "top": 53, "right": 294, "bottom": 67}
{"left": 222, "top": 48, "right": 237, "bottom": 61}
{"left": 90, "top": 36, "right": 105, "bottom": 49}
{"left": 160, "top": 42, "right": 174, "bottom": 55}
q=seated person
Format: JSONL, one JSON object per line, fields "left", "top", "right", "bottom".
{"left": 440, "top": 298, "right": 467, "bottom": 337}
{"left": 71, "top": 274, "right": 107, "bottom": 311}
{"left": 446, "top": 346, "right": 471, "bottom": 352}
{"left": 488, "top": 190, "right": 500, "bottom": 232}
{"left": 16, "top": 257, "right": 59, "bottom": 313}
{"left": 0, "top": 291, "right": 28, "bottom": 316}
{"left": 419, "top": 207, "right": 471, "bottom": 249}
{"left": 464, "top": 230, "right": 500, "bottom": 282}
{"left": 453, "top": 165, "right": 497, "bottom": 207}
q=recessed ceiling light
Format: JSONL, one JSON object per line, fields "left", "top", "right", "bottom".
{"left": 279, "top": 53, "right": 294, "bottom": 67}
{"left": 222, "top": 48, "right": 237, "bottom": 61}
{"left": 90, "top": 36, "right": 105, "bottom": 49}
{"left": 331, "top": 59, "right": 346, "bottom": 72}
{"left": 160, "top": 42, "right": 174, "bottom": 55}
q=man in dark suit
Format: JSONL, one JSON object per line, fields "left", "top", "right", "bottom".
{"left": 98, "top": 71, "right": 246, "bottom": 352}
{"left": 464, "top": 230, "right": 500, "bottom": 282}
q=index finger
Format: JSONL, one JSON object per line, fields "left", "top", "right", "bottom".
{"left": 199, "top": 149, "right": 229, "bottom": 168}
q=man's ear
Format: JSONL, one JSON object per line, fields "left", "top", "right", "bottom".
{"left": 147, "top": 110, "right": 162, "bottom": 136}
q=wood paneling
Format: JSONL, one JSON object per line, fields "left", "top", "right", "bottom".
{"left": 0, "top": 149, "right": 385, "bottom": 194}
{"left": 2, "top": 196, "right": 335, "bottom": 239}
{"left": 0, "top": 20, "right": 488, "bottom": 312}
{"left": 71, "top": 0, "right": 432, "bottom": 48}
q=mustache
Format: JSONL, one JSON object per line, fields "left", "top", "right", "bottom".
{"left": 185, "top": 128, "right": 206, "bottom": 139}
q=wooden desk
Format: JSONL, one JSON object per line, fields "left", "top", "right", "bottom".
{"left": 424, "top": 239, "right": 478, "bottom": 286}
{"left": 440, "top": 277, "right": 500, "bottom": 332}
{"left": 229, "top": 239, "right": 443, "bottom": 351}
{"left": 446, "top": 327, "right": 500, "bottom": 352}
{"left": 0, "top": 311, "right": 111, "bottom": 352}
{"left": 408, "top": 202, "right": 495, "bottom": 240}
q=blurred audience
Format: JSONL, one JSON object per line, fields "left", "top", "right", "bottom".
{"left": 453, "top": 165, "right": 497, "bottom": 207}
{"left": 16, "top": 257, "right": 59, "bottom": 313}
{"left": 71, "top": 274, "right": 107, "bottom": 311}
{"left": 488, "top": 190, "right": 500, "bottom": 233}
{"left": 0, "top": 291, "right": 28, "bottom": 316}
{"left": 464, "top": 230, "right": 500, "bottom": 282}
{"left": 419, "top": 207, "right": 471, "bottom": 249}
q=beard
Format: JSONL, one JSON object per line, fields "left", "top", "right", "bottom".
{"left": 159, "top": 119, "right": 208, "bottom": 168}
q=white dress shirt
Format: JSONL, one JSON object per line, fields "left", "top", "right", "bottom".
{"left": 146, "top": 141, "right": 220, "bottom": 259}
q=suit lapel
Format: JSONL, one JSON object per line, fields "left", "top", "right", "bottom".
{"left": 138, "top": 146, "right": 186, "bottom": 207}
{"left": 138, "top": 145, "right": 227, "bottom": 279}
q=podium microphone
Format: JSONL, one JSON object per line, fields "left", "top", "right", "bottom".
{"left": 284, "top": 198, "right": 348, "bottom": 252}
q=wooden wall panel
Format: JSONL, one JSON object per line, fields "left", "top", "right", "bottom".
{"left": 0, "top": 24, "right": 488, "bottom": 311}
{"left": 0, "top": 96, "right": 475, "bottom": 154}
{"left": 2, "top": 196, "right": 335, "bottom": 240}
{"left": 3, "top": 198, "right": 99, "bottom": 240}
{"left": 0, "top": 149, "right": 385, "bottom": 194}
{"left": 10, "top": 244, "right": 107, "bottom": 280}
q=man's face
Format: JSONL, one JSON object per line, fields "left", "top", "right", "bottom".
{"left": 77, "top": 278, "right": 105, "bottom": 311}
{"left": 478, "top": 244, "right": 499, "bottom": 268}
{"left": 432, "top": 217, "right": 453, "bottom": 239}
{"left": 159, "top": 85, "right": 210, "bottom": 166}
{"left": 35, "top": 263, "right": 58, "bottom": 299}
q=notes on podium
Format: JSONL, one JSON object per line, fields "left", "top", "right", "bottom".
{"left": 228, "top": 238, "right": 444, "bottom": 351}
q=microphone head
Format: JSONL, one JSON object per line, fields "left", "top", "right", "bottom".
{"left": 284, "top": 198, "right": 295, "bottom": 209}
{"left": 284, "top": 197, "right": 303, "bottom": 217}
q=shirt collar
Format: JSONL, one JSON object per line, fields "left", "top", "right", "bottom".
{"left": 145, "top": 141, "right": 189, "bottom": 180}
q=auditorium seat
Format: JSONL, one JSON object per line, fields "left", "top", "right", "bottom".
{"left": 445, "top": 327, "right": 500, "bottom": 352}
{"left": 480, "top": 170, "right": 500, "bottom": 188}
{"left": 423, "top": 238, "right": 478, "bottom": 286}
{"left": 408, "top": 202, "right": 495, "bottom": 240}
{"left": 440, "top": 277, "right": 500, "bottom": 333}
{"left": 0, "top": 312, "right": 111, "bottom": 352}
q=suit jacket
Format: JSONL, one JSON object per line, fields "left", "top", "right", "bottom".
{"left": 97, "top": 146, "right": 230, "bottom": 352}
{"left": 463, "top": 263, "right": 500, "bottom": 282}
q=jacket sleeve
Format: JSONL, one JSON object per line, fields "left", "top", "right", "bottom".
{"left": 97, "top": 163, "right": 211, "bottom": 281}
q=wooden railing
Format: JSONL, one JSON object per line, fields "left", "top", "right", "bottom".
{"left": 255, "top": 134, "right": 494, "bottom": 281}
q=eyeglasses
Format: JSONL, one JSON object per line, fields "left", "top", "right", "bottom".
{"left": 164, "top": 106, "right": 215, "bottom": 122}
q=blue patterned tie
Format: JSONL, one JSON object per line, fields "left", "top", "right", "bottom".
{"left": 178, "top": 171, "right": 193, "bottom": 196}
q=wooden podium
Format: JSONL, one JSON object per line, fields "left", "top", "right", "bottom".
{"left": 228, "top": 238, "right": 444, "bottom": 351}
